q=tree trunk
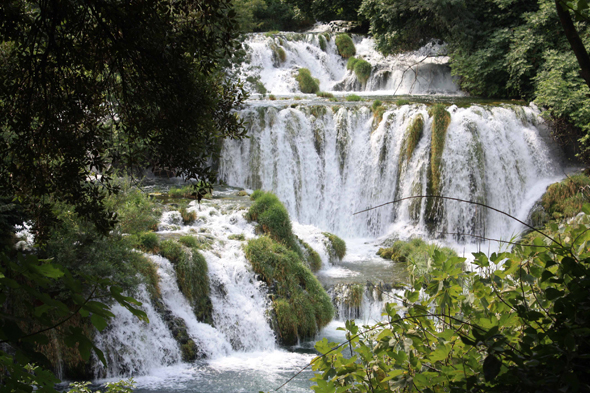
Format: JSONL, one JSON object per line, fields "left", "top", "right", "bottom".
{"left": 555, "top": 0, "right": 590, "bottom": 90}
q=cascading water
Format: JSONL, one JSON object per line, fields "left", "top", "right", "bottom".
{"left": 220, "top": 103, "right": 563, "bottom": 240}
{"left": 89, "top": 28, "right": 569, "bottom": 393}
{"left": 237, "top": 32, "right": 460, "bottom": 95}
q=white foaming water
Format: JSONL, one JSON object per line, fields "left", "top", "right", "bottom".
{"left": 237, "top": 32, "right": 460, "bottom": 95}
{"left": 92, "top": 285, "right": 182, "bottom": 378}
{"left": 220, "top": 103, "right": 563, "bottom": 241}
{"left": 150, "top": 254, "right": 233, "bottom": 359}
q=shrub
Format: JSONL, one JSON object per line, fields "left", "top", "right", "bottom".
{"left": 345, "top": 94, "right": 362, "bottom": 101}
{"left": 159, "top": 239, "right": 186, "bottom": 264}
{"left": 296, "top": 68, "right": 320, "bottom": 94}
{"left": 138, "top": 232, "right": 159, "bottom": 253}
{"left": 245, "top": 236, "right": 333, "bottom": 345}
{"left": 346, "top": 56, "right": 359, "bottom": 71}
{"left": 317, "top": 91, "right": 334, "bottom": 98}
{"left": 353, "top": 58, "right": 372, "bottom": 84}
{"left": 269, "top": 94, "right": 276, "bottom": 100}
{"left": 179, "top": 207, "right": 196, "bottom": 225}
{"left": 322, "top": 232, "right": 346, "bottom": 260}
{"left": 541, "top": 174, "right": 590, "bottom": 219}
{"left": 335, "top": 34, "right": 355, "bottom": 58}
{"left": 178, "top": 235, "right": 199, "bottom": 248}
{"left": 312, "top": 214, "right": 590, "bottom": 393}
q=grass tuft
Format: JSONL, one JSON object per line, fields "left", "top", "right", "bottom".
{"left": 317, "top": 91, "right": 334, "bottom": 98}
{"left": 542, "top": 174, "right": 590, "bottom": 219}
{"left": 345, "top": 94, "right": 362, "bottom": 101}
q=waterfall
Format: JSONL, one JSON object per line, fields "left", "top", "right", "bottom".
{"left": 237, "top": 33, "right": 460, "bottom": 95}
{"left": 220, "top": 103, "right": 562, "bottom": 240}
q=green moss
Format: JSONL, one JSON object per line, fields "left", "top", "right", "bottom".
{"left": 372, "top": 100, "right": 382, "bottom": 111}
{"left": 399, "top": 114, "right": 424, "bottom": 169}
{"left": 269, "top": 94, "right": 276, "bottom": 100}
{"left": 396, "top": 99, "right": 410, "bottom": 106}
{"left": 228, "top": 233, "right": 246, "bottom": 241}
{"left": 300, "top": 238, "right": 322, "bottom": 272}
{"left": 250, "top": 189, "right": 265, "bottom": 200}
{"left": 353, "top": 58, "right": 372, "bottom": 84}
{"left": 317, "top": 91, "right": 334, "bottom": 98}
{"left": 264, "top": 30, "right": 279, "bottom": 37}
{"left": 329, "top": 97, "right": 339, "bottom": 102}
{"left": 345, "top": 94, "right": 362, "bottom": 101}
{"left": 426, "top": 104, "right": 451, "bottom": 232}
{"left": 245, "top": 236, "right": 333, "bottom": 345}
{"left": 296, "top": 68, "right": 320, "bottom": 94}
{"left": 322, "top": 232, "right": 346, "bottom": 260}
{"left": 335, "top": 34, "right": 355, "bottom": 58}
{"left": 135, "top": 253, "right": 161, "bottom": 299}
{"left": 247, "top": 191, "right": 301, "bottom": 255}
{"left": 347, "top": 284, "right": 363, "bottom": 308}
{"left": 277, "top": 47, "right": 286, "bottom": 62}
{"left": 175, "top": 249, "right": 213, "bottom": 324}
{"left": 541, "top": 174, "right": 590, "bottom": 218}
{"left": 159, "top": 239, "right": 186, "bottom": 264}
{"left": 373, "top": 106, "right": 386, "bottom": 127}
{"left": 346, "top": 56, "right": 359, "bottom": 71}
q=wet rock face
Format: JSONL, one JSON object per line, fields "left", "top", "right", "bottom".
{"left": 328, "top": 20, "right": 360, "bottom": 33}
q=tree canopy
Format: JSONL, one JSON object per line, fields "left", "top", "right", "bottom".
{"left": 0, "top": 0, "right": 247, "bottom": 238}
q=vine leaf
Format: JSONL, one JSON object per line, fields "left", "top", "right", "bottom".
{"left": 483, "top": 354, "right": 502, "bottom": 382}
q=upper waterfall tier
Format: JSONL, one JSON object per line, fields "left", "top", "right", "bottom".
{"left": 235, "top": 33, "right": 461, "bottom": 96}
{"left": 220, "top": 102, "right": 564, "bottom": 240}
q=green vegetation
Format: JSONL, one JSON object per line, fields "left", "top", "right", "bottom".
{"left": 245, "top": 236, "right": 333, "bottom": 344}
{"left": 178, "top": 235, "right": 200, "bottom": 249}
{"left": 295, "top": 68, "right": 320, "bottom": 94}
{"left": 232, "top": 0, "right": 311, "bottom": 32}
{"left": 398, "top": 114, "right": 424, "bottom": 168}
{"left": 541, "top": 174, "right": 590, "bottom": 219}
{"left": 228, "top": 233, "right": 246, "bottom": 241}
{"left": 159, "top": 239, "right": 185, "bottom": 264}
{"left": 317, "top": 91, "right": 334, "bottom": 98}
{"left": 180, "top": 207, "right": 197, "bottom": 225}
{"left": 353, "top": 58, "right": 372, "bottom": 84}
{"left": 346, "top": 56, "right": 359, "bottom": 71}
{"left": 335, "top": 34, "right": 356, "bottom": 58}
{"left": 346, "top": 94, "right": 362, "bottom": 101}
{"left": 426, "top": 104, "right": 451, "bottom": 232}
{"left": 312, "top": 210, "right": 590, "bottom": 392}
{"left": 246, "top": 75, "right": 267, "bottom": 95}
{"left": 137, "top": 232, "right": 160, "bottom": 253}
{"left": 244, "top": 191, "right": 332, "bottom": 343}
{"left": 377, "top": 237, "right": 458, "bottom": 278}
{"left": 396, "top": 99, "right": 411, "bottom": 106}
{"left": 176, "top": 249, "right": 213, "bottom": 324}
{"left": 322, "top": 232, "right": 347, "bottom": 260}
{"left": 246, "top": 190, "right": 302, "bottom": 254}
{"left": 371, "top": 100, "right": 382, "bottom": 111}
{"left": 269, "top": 94, "right": 276, "bottom": 100}
{"left": 282, "top": 0, "right": 362, "bottom": 22}
{"left": 300, "top": 239, "right": 323, "bottom": 272}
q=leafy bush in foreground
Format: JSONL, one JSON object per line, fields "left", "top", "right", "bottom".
{"left": 312, "top": 211, "right": 590, "bottom": 392}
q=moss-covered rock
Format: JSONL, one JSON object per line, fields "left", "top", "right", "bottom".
{"left": 541, "top": 174, "right": 590, "bottom": 219}
{"left": 245, "top": 236, "right": 333, "bottom": 345}
{"left": 335, "top": 34, "right": 355, "bottom": 58}
{"left": 353, "top": 58, "right": 371, "bottom": 84}
{"left": 246, "top": 190, "right": 302, "bottom": 255}
{"left": 322, "top": 232, "right": 346, "bottom": 260}
{"left": 300, "top": 238, "right": 322, "bottom": 272}
{"left": 426, "top": 104, "right": 451, "bottom": 233}
{"left": 296, "top": 68, "right": 320, "bottom": 94}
